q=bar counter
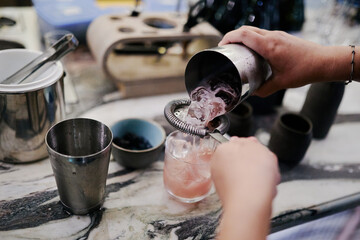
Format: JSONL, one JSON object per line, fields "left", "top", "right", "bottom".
{"left": 1, "top": 84, "right": 360, "bottom": 239}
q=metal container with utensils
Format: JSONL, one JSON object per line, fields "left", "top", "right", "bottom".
{"left": 0, "top": 49, "right": 66, "bottom": 163}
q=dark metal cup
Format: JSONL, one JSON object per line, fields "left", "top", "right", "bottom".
{"left": 45, "top": 118, "right": 113, "bottom": 215}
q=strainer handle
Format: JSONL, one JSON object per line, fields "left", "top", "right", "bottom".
{"left": 208, "top": 131, "right": 229, "bottom": 143}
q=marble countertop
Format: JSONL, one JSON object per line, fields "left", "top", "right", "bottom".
{"left": 2, "top": 2, "right": 360, "bottom": 239}
{"left": 2, "top": 85, "right": 360, "bottom": 239}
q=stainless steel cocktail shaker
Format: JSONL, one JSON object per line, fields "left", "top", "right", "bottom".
{"left": 185, "top": 44, "right": 272, "bottom": 112}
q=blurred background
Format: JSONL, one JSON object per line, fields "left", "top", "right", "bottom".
{"left": 1, "top": 0, "right": 360, "bottom": 117}
{"left": 2, "top": 0, "right": 360, "bottom": 45}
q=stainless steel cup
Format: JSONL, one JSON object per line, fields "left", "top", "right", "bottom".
{"left": 45, "top": 118, "right": 113, "bottom": 215}
{"left": 185, "top": 44, "right": 272, "bottom": 112}
{"left": 0, "top": 49, "right": 65, "bottom": 163}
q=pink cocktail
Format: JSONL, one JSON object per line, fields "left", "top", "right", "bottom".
{"left": 163, "top": 131, "right": 217, "bottom": 203}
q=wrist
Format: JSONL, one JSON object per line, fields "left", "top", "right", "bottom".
{"left": 321, "top": 46, "right": 356, "bottom": 82}
{"left": 219, "top": 195, "right": 273, "bottom": 240}
{"left": 222, "top": 181, "right": 275, "bottom": 211}
{"left": 223, "top": 192, "right": 273, "bottom": 217}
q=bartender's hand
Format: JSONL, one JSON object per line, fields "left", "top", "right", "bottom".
{"left": 218, "top": 26, "right": 331, "bottom": 97}
{"left": 211, "top": 136, "right": 280, "bottom": 240}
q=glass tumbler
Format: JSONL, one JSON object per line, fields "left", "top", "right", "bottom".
{"left": 163, "top": 130, "right": 218, "bottom": 203}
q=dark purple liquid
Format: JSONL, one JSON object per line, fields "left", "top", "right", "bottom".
{"left": 113, "top": 132, "right": 153, "bottom": 150}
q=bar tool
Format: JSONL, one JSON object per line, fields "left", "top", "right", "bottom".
{"left": 185, "top": 43, "right": 272, "bottom": 113}
{"left": 164, "top": 99, "right": 229, "bottom": 143}
{"left": 164, "top": 44, "right": 271, "bottom": 142}
{"left": 1, "top": 33, "right": 78, "bottom": 85}
{"left": 46, "top": 118, "right": 112, "bottom": 215}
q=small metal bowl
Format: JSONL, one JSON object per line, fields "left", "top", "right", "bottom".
{"left": 111, "top": 118, "right": 166, "bottom": 169}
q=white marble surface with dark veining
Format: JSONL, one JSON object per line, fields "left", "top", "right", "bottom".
{"left": 1, "top": 87, "right": 360, "bottom": 239}
{"left": 2, "top": 1, "right": 360, "bottom": 238}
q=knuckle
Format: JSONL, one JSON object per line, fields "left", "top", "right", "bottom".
{"left": 264, "top": 33, "right": 281, "bottom": 55}
{"left": 236, "top": 26, "right": 251, "bottom": 39}
{"left": 247, "top": 136, "right": 259, "bottom": 143}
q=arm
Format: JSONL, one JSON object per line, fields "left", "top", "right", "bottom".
{"left": 218, "top": 26, "right": 360, "bottom": 97}
{"left": 211, "top": 137, "right": 280, "bottom": 240}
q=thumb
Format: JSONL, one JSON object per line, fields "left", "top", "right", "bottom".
{"left": 253, "top": 78, "right": 281, "bottom": 97}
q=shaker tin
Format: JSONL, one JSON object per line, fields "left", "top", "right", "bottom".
{"left": 185, "top": 44, "right": 272, "bottom": 112}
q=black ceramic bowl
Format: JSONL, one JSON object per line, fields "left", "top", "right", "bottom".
{"left": 111, "top": 118, "right": 166, "bottom": 169}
